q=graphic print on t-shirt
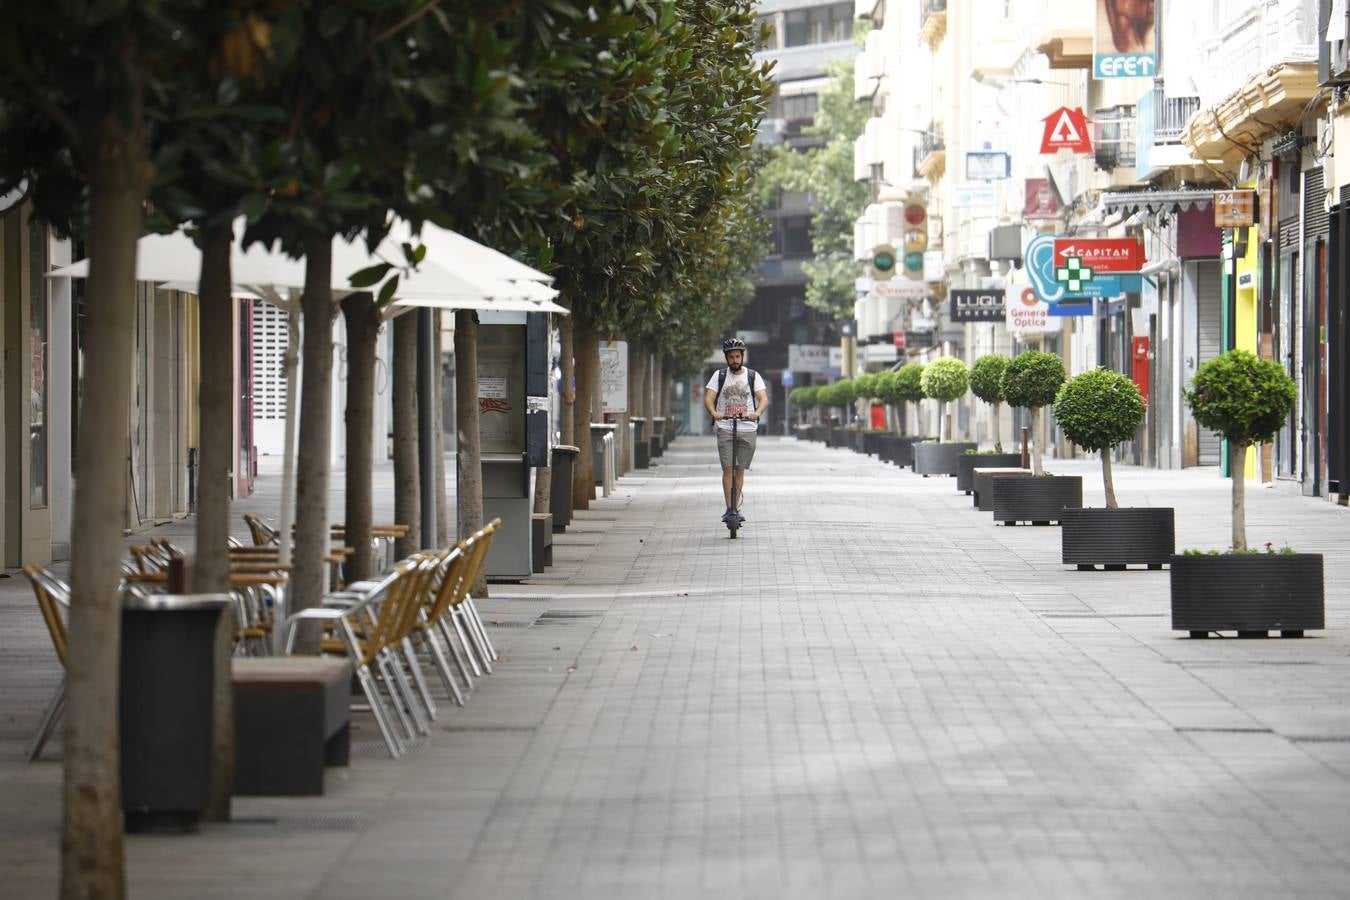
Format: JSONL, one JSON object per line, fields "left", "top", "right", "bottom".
{"left": 706, "top": 368, "right": 763, "bottom": 432}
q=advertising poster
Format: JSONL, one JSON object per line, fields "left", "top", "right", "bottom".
{"left": 1094, "top": 0, "right": 1156, "bottom": 78}
{"left": 598, "top": 340, "right": 628, "bottom": 413}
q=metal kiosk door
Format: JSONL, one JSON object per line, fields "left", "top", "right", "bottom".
{"left": 477, "top": 311, "right": 549, "bottom": 579}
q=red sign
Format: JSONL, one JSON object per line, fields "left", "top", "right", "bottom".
{"left": 1052, "top": 238, "right": 1144, "bottom": 273}
{"left": 893, "top": 332, "right": 905, "bottom": 349}
{"left": 1039, "top": 107, "right": 1092, "bottom": 154}
{"left": 1023, "top": 178, "right": 1062, "bottom": 220}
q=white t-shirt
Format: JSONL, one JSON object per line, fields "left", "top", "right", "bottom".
{"left": 705, "top": 367, "right": 767, "bottom": 432}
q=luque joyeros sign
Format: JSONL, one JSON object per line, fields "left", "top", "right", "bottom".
{"left": 949, "top": 289, "right": 1005, "bottom": 322}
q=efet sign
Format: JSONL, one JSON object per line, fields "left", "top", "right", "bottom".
{"left": 950, "top": 289, "right": 1006, "bottom": 322}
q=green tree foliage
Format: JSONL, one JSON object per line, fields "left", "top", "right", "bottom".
{"left": 896, "top": 362, "right": 926, "bottom": 403}
{"left": 1002, "top": 350, "right": 1065, "bottom": 410}
{"left": 1054, "top": 368, "right": 1145, "bottom": 452}
{"left": 969, "top": 354, "right": 1010, "bottom": 405}
{"left": 873, "top": 369, "right": 900, "bottom": 405}
{"left": 1002, "top": 351, "right": 1064, "bottom": 475}
{"left": 1184, "top": 349, "right": 1297, "bottom": 549}
{"left": 757, "top": 57, "right": 869, "bottom": 320}
{"left": 1055, "top": 368, "right": 1145, "bottom": 507}
{"left": 920, "top": 357, "right": 970, "bottom": 403}
{"left": 854, "top": 372, "right": 879, "bottom": 400}
{"left": 1184, "top": 349, "right": 1297, "bottom": 447}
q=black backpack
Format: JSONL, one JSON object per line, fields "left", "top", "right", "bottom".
{"left": 714, "top": 367, "right": 757, "bottom": 405}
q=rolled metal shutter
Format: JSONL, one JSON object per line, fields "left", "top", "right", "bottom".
{"left": 1196, "top": 259, "right": 1223, "bottom": 465}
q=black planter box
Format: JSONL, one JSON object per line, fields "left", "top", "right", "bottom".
{"left": 973, "top": 469, "right": 1032, "bottom": 510}
{"left": 955, "top": 453, "right": 1023, "bottom": 494}
{"left": 827, "top": 428, "right": 848, "bottom": 449}
{"left": 991, "top": 475, "right": 1082, "bottom": 525}
{"left": 892, "top": 435, "right": 930, "bottom": 467}
{"left": 1060, "top": 507, "right": 1175, "bottom": 569}
{"left": 912, "top": 441, "right": 977, "bottom": 476}
{"left": 862, "top": 431, "right": 886, "bottom": 457}
{"left": 1170, "top": 553, "right": 1324, "bottom": 637}
{"left": 850, "top": 429, "right": 867, "bottom": 453}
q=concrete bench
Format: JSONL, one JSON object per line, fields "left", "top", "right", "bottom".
{"left": 232, "top": 657, "right": 352, "bottom": 796}
{"left": 531, "top": 512, "right": 553, "bottom": 573}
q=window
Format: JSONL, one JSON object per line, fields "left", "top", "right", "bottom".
{"left": 782, "top": 93, "right": 818, "bottom": 122}
{"left": 783, "top": 3, "right": 853, "bottom": 46}
{"left": 781, "top": 215, "right": 812, "bottom": 258}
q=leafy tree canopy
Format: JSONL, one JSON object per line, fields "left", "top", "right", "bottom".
{"left": 895, "top": 361, "right": 926, "bottom": 403}
{"left": 1184, "top": 349, "right": 1297, "bottom": 447}
{"left": 1053, "top": 368, "right": 1145, "bottom": 452}
{"left": 1002, "top": 350, "right": 1065, "bottom": 410}
{"left": 921, "top": 357, "right": 969, "bottom": 403}
{"left": 969, "top": 354, "right": 1010, "bottom": 405}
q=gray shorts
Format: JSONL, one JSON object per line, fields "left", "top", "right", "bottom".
{"left": 717, "top": 428, "right": 756, "bottom": 469}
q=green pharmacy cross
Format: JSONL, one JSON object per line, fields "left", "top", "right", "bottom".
{"left": 1054, "top": 255, "right": 1093, "bottom": 292}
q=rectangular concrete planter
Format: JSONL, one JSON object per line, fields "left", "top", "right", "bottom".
{"left": 1170, "top": 553, "right": 1324, "bottom": 637}
{"left": 955, "top": 453, "right": 1023, "bottom": 494}
{"left": 991, "top": 475, "right": 1082, "bottom": 525}
{"left": 973, "top": 469, "right": 1032, "bottom": 510}
{"left": 912, "top": 441, "right": 977, "bottom": 476}
{"left": 1060, "top": 507, "right": 1175, "bottom": 569}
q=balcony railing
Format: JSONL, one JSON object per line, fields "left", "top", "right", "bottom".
{"left": 1094, "top": 106, "right": 1137, "bottom": 171}
{"left": 913, "top": 123, "right": 946, "bottom": 179}
{"left": 1148, "top": 81, "right": 1201, "bottom": 143}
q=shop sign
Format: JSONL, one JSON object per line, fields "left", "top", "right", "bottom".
{"left": 1006, "top": 285, "right": 1054, "bottom": 335}
{"left": 950, "top": 289, "right": 1006, "bottom": 322}
{"left": 965, "top": 151, "right": 1011, "bottom": 180}
{"left": 1213, "top": 190, "right": 1256, "bottom": 228}
{"left": 893, "top": 332, "right": 905, "bottom": 349}
{"left": 868, "top": 278, "right": 926, "bottom": 301}
{"left": 952, "top": 183, "right": 997, "bottom": 207}
{"left": 1093, "top": 0, "right": 1157, "bottom": 79}
{"left": 1025, "top": 233, "right": 1142, "bottom": 303}
{"left": 904, "top": 330, "right": 935, "bottom": 349}
{"left": 1023, "top": 178, "right": 1062, "bottom": 220}
{"left": 1051, "top": 237, "right": 1144, "bottom": 273}
{"left": 1040, "top": 107, "right": 1092, "bottom": 154}
{"left": 789, "top": 343, "right": 830, "bottom": 374}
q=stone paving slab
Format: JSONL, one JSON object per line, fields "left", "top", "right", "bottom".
{"left": 3, "top": 437, "right": 1350, "bottom": 897}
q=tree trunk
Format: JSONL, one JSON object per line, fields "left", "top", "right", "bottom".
{"left": 559, "top": 301, "right": 575, "bottom": 447}
{"left": 194, "top": 224, "right": 236, "bottom": 824}
{"left": 1030, "top": 406, "right": 1044, "bottom": 476}
{"left": 290, "top": 234, "right": 336, "bottom": 654}
{"left": 572, "top": 317, "right": 599, "bottom": 510}
{"left": 1101, "top": 448, "right": 1117, "bottom": 509}
{"left": 392, "top": 311, "right": 419, "bottom": 558}
{"left": 434, "top": 310, "right": 450, "bottom": 549}
{"left": 64, "top": 114, "right": 155, "bottom": 900}
{"left": 454, "top": 310, "right": 487, "bottom": 596}
{"left": 340, "top": 292, "right": 379, "bottom": 582}
{"left": 1231, "top": 441, "right": 1248, "bottom": 550}
{"left": 992, "top": 401, "right": 1003, "bottom": 452}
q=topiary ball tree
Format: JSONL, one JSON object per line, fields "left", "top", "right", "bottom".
{"left": 970, "top": 354, "right": 1010, "bottom": 451}
{"left": 920, "top": 357, "right": 970, "bottom": 442}
{"left": 854, "top": 372, "right": 879, "bottom": 423}
{"left": 1001, "top": 350, "right": 1065, "bottom": 476}
{"left": 1184, "top": 349, "right": 1297, "bottom": 550}
{"left": 895, "top": 362, "right": 925, "bottom": 435}
{"left": 1053, "top": 368, "right": 1145, "bottom": 509}
{"left": 832, "top": 378, "right": 858, "bottom": 423}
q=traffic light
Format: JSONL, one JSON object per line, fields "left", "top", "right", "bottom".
{"left": 902, "top": 196, "right": 927, "bottom": 276}
{"left": 870, "top": 244, "right": 897, "bottom": 281}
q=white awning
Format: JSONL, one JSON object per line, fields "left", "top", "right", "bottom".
{"left": 1101, "top": 189, "right": 1216, "bottom": 215}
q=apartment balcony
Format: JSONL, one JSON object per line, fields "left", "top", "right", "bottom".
{"left": 1093, "top": 106, "right": 1137, "bottom": 172}
{"left": 920, "top": 0, "right": 947, "bottom": 51}
{"left": 914, "top": 124, "right": 946, "bottom": 181}
{"left": 1183, "top": 62, "right": 1319, "bottom": 170}
{"left": 1134, "top": 81, "right": 1202, "bottom": 179}
{"left": 1194, "top": 0, "right": 1316, "bottom": 110}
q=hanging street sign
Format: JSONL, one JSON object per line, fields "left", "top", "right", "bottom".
{"left": 950, "top": 289, "right": 1006, "bottom": 322}
{"left": 1052, "top": 237, "right": 1145, "bottom": 273}
{"left": 1025, "top": 233, "right": 1142, "bottom": 303}
{"left": 1039, "top": 107, "right": 1092, "bottom": 155}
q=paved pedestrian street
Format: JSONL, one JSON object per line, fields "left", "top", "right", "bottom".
{"left": 4, "top": 435, "right": 1350, "bottom": 898}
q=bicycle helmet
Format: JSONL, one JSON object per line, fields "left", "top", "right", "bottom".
{"left": 721, "top": 337, "right": 746, "bottom": 353}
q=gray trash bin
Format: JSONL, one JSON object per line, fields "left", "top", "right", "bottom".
{"left": 550, "top": 445, "right": 580, "bottom": 531}
{"left": 120, "top": 592, "right": 230, "bottom": 833}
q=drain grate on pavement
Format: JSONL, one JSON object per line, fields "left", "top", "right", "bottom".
{"left": 486, "top": 619, "right": 534, "bottom": 628}
{"left": 443, "top": 724, "right": 537, "bottom": 733}
{"left": 227, "top": 812, "right": 374, "bottom": 833}
{"left": 1040, "top": 613, "right": 1167, "bottom": 619}
{"left": 1175, "top": 726, "right": 1275, "bottom": 735}
{"left": 1285, "top": 735, "right": 1350, "bottom": 743}
{"left": 351, "top": 736, "right": 428, "bottom": 756}
{"left": 536, "top": 610, "right": 604, "bottom": 620}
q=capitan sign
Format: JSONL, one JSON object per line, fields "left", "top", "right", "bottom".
{"left": 1051, "top": 238, "right": 1144, "bottom": 273}
{"left": 1026, "top": 233, "right": 1143, "bottom": 303}
{"left": 1040, "top": 107, "right": 1092, "bottom": 155}
{"left": 950, "top": 289, "right": 1006, "bottom": 323}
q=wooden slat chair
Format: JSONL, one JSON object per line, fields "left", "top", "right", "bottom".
{"left": 455, "top": 520, "right": 501, "bottom": 672}
{"left": 284, "top": 560, "right": 431, "bottom": 758}
{"left": 243, "top": 513, "right": 280, "bottom": 547}
{"left": 411, "top": 547, "right": 475, "bottom": 707}
{"left": 22, "top": 565, "right": 69, "bottom": 762}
